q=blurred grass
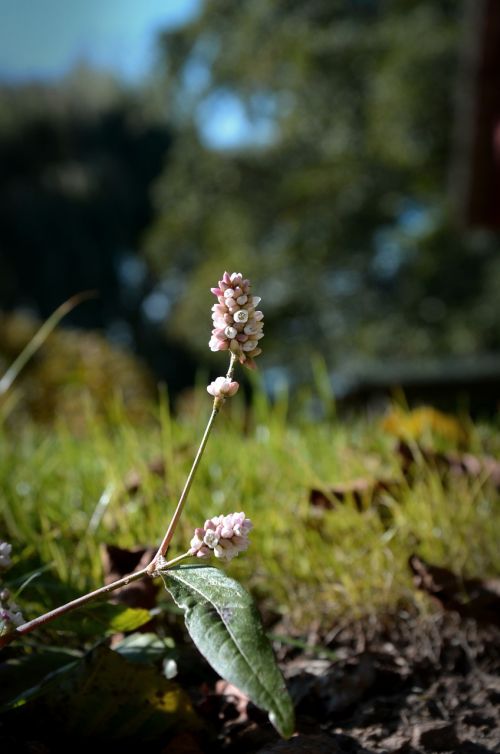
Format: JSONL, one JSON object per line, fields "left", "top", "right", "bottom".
{"left": 1, "top": 381, "right": 499, "bottom": 630}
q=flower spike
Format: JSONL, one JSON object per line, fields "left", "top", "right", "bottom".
{"left": 189, "top": 512, "right": 253, "bottom": 561}
{"left": 209, "top": 272, "right": 264, "bottom": 369}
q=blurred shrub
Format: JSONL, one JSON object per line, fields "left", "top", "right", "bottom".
{"left": 0, "top": 312, "right": 155, "bottom": 428}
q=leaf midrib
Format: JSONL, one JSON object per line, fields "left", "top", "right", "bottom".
{"left": 167, "top": 571, "right": 286, "bottom": 722}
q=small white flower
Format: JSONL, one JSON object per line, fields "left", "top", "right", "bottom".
{"left": 0, "top": 542, "right": 12, "bottom": 570}
{"left": 5, "top": 606, "right": 24, "bottom": 626}
{"left": 0, "top": 587, "right": 25, "bottom": 636}
{"left": 234, "top": 309, "right": 249, "bottom": 324}
{"left": 203, "top": 530, "right": 219, "bottom": 548}
{"left": 242, "top": 340, "right": 258, "bottom": 351}
{"left": 244, "top": 324, "right": 258, "bottom": 335}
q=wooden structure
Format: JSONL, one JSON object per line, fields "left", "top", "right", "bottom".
{"left": 454, "top": 0, "right": 500, "bottom": 227}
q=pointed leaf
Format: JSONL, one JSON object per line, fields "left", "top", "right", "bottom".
{"left": 160, "top": 565, "right": 294, "bottom": 738}
{"left": 4, "top": 647, "right": 200, "bottom": 741}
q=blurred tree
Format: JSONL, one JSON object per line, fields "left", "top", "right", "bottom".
{"left": 0, "top": 67, "right": 197, "bottom": 393}
{"left": 145, "top": 0, "right": 500, "bottom": 381}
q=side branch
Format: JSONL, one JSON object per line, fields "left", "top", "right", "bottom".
{"left": 0, "top": 552, "right": 190, "bottom": 649}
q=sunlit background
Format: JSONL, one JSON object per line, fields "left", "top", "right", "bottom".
{"left": 1, "top": 0, "right": 499, "bottom": 413}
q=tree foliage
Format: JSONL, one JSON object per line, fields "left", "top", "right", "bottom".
{"left": 146, "top": 0, "right": 500, "bottom": 378}
{"left": 0, "top": 69, "right": 198, "bottom": 392}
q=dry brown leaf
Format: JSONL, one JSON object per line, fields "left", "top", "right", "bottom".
{"left": 409, "top": 555, "right": 500, "bottom": 627}
{"left": 310, "top": 478, "right": 400, "bottom": 511}
{"left": 102, "top": 544, "right": 158, "bottom": 611}
{"left": 398, "top": 440, "right": 500, "bottom": 490}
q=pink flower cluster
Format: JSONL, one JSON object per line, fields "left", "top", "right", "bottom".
{"left": 207, "top": 376, "right": 239, "bottom": 399}
{"left": 189, "top": 512, "right": 253, "bottom": 561}
{"left": 209, "top": 272, "right": 264, "bottom": 369}
{"left": 0, "top": 542, "right": 12, "bottom": 570}
{"left": 0, "top": 543, "right": 25, "bottom": 636}
{"left": 0, "top": 588, "right": 24, "bottom": 634}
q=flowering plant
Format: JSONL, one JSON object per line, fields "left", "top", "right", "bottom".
{"left": 0, "top": 543, "right": 25, "bottom": 638}
{"left": 209, "top": 271, "right": 264, "bottom": 369}
{"left": 0, "top": 273, "right": 294, "bottom": 740}
{"left": 189, "top": 512, "right": 253, "bottom": 560}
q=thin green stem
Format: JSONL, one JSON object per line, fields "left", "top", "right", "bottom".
{"left": 148, "top": 352, "right": 238, "bottom": 572}
{"left": 226, "top": 352, "right": 238, "bottom": 380}
{"left": 147, "top": 406, "right": 219, "bottom": 570}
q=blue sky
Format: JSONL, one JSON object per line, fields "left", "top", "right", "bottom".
{"left": 0, "top": 0, "right": 274, "bottom": 150}
{"left": 0, "top": 0, "right": 201, "bottom": 82}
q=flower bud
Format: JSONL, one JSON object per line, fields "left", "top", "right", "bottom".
{"left": 207, "top": 377, "right": 240, "bottom": 400}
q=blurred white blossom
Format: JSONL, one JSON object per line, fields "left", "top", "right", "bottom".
{"left": 0, "top": 588, "right": 24, "bottom": 637}
{"left": 0, "top": 542, "right": 12, "bottom": 570}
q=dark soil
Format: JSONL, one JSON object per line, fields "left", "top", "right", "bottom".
{"left": 207, "top": 612, "right": 500, "bottom": 754}
{"left": 2, "top": 612, "right": 499, "bottom": 753}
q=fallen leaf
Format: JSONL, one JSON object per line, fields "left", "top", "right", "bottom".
{"left": 409, "top": 555, "right": 500, "bottom": 627}
{"left": 310, "top": 478, "right": 400, "bottom": 511}
{"left": 382, "top": 406, "right": 469, "bottom": 446}
{"left": 215, "top": 679, "right": 249, "bottom": 721}
{"left": 287, "top": 654, "right": 375, "bottom": 718}
{"left": 101, "top": 544, "right": 158, "bottom": 611}
{"left": 413, "top": 721, "right": 461, "bottom": 751}
{"left": 32, "top": 646, "right": 201, "bottom": 742}
{"left": 398, "top": 441, "right": 500, "bottom": 490}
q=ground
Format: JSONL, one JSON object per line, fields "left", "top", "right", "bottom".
{"left": 207, "top": 613, "right": 500, "bottom": 754}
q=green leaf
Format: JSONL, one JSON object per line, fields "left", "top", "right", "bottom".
{"left": 55, "top": 602, "right": 151, "bottom": 637}
{"left": 114, "top": 632, "right": 175, "bottom": 664}
{"left": 2, "top": 647, "right": 200, "bottom": 742}
{"left": 0, "top": 650, "right": 80, "bottom": 711}
{"left": 160, "top": 565, "right": 295, "bottom": 739}
{"left": 50, "top": 646, "right": 199, "bottom": 740}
